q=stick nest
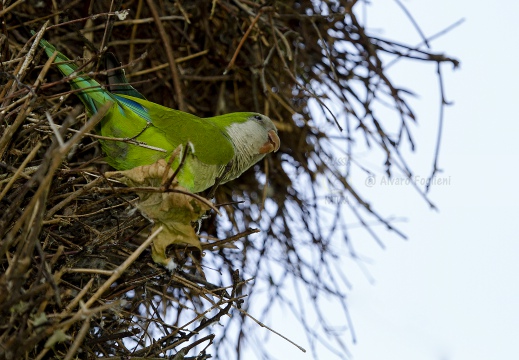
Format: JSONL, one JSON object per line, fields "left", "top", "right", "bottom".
{"left": 0, "top": 1, "right": 459, "bottom": 359}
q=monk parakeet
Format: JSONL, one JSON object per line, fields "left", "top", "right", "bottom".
{"left": 36, "top": 36, "right": 280, "bottom": 193}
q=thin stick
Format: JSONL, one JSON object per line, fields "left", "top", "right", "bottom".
{"left": 84, "top": 225, "right": 162, "bottom": 308}
{"left": 72, "top": 130, "right": 168, "bottom": 153}
{"left": 45, "top": 177, "right": 103, "bottom": 219}
{"left": 0, "top": 22, "right": 52, "bottom": 157}
{"left": 129, "top": 49, "right": 209, "bottom": 77}
{"left": 145, "top": 0, "right": 186, "bottom": 111}
{"left": 67, "top": 268, "right": 115, "bottom": 276}
{"left": 0, "top": 0, "right": 25, "bottom": 17}
{"left": 201, "top": 228, "right": 260, "bottom": 250}
{"left": 161, "top": 144, "right": 183, "bottom": 187}
{"left": 63, "top": 315, "right": 92, "bottom": 360}
{"left": 6, "top": 104, "right": 108, "bottom": 238}
{"left": 0, "top": 142, "right": 42, "bottom": 202}
{"left": 129, "top": 0, "right": 144, "bottom": 63}
{"left": 224, "top": 7, "right": 273, "bottom": 75}
{"left": 95, "top": 184, "right": 220, "bottom": 215}
{"left": 46, "top": 111, "right": 65, "bottom": 147}
{"left": 238, "top": 307, "right": 307, "bottom": 353}
{"left": 64, "top": 278, "right": 94, "bottom": 313}
{"left": 163, "top": 142, "right": 190, "bottom": 190}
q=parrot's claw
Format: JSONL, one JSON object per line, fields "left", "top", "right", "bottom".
{"left": 165, "top": 258, "right": 179, "bottom": 272}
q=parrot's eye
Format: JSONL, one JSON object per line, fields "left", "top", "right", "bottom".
{"left": 253, "top": 115, "right": 263, "bottom": 122}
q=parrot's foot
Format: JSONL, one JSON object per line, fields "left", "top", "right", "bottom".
{"left": 164, "top": 258, "right": 179, "bottom": 272}
{"left": 152, "top": 251, "right": 180, "bottom": 272}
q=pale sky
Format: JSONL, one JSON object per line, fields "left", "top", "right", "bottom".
{"left": 245, "top": 1, "right": 519, "bottom": 359}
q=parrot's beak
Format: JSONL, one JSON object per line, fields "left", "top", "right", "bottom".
{"left": 259, "top": 130, "right": 281, "bottom": 154}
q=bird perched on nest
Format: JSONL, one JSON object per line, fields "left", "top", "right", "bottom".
{"left": 34, "top": 33, "right": 281, "bottom": 270}
{"left": 35, "top": 35, "right": 280, "bottom": 193}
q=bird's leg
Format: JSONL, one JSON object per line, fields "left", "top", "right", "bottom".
{"left": 207, "top": 161, "right": 233, "bottom": 199}
{"left": 195, "top": 217, "right": 203, "bottom": 234}
{"left": 194, "top": 212, "right": 212, "bottom": 235}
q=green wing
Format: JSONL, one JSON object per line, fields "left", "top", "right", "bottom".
{"left": 114, "top": 94, "right": 235, "bottom": 166}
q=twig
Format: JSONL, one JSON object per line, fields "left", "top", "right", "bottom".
{"left": 426, "top": 62, "right": 448, "bottom": 193}
{"left": 45, "top": 177, "right": 103, "bottom": 218}
{"left": 64, "top": 278, "right": 94, "bottom": 313}
{"left": 45, "top": 111, "right": 65, "bottom": 147}
{"left": 0, "top": 142, "right": 41, "bottom": 202}
{"left": 145, "top": 0, "right": 186, "bottom": 111}
{"left": 84, "top": 225, "right": 163, "bottom": 307}
{"left": 67, "top": 268, "right": 115, "bottom": 275}
{"left": 237, "top": 307, "right": 307, "bottom": 353}
{"left": 63, "top": 314, "right": 92, "bottom": 360}
{"left": 394, "top": 0, "right": 430, "bottom": 48}
{"left": 200, "top": 228, "right": 260, "bottom": 250}
{"left": 129, "top": 0, "right": 145, "bottom": 63}
{"left": 161, "top": 143, "right": 185, "bottom": 190}
{"left": 128, "top": 49, "right": 210, "bottom": 78}
{"left": 0, "top": 0, "right": 25, "bottom": 17}
{"left": 224, "top": 7, "right": 274, "bottom": 75}
{"left": 95, "top": 183, "right": 220, "bottom": 215}
{"left": 5, "top": 103, "right": 108, "bottom": 239}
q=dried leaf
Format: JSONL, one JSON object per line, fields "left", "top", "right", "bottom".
{"left": 106, "top": 159, "right": 210, "bottom": 269}
{"left": 44, "top": 329, "right": 71, "bottom": 348}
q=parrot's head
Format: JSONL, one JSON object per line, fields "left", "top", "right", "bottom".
{"left": 209, "top": 112, "right": 280, "bottom": 182}
{"left": 225, "top": 112, "right": 280, "bottom": 157}
{"left": 248, "top": 113, "right": 281, "bottom": 154}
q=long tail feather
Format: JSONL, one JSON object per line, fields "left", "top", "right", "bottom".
{"left": 34, "top": 33, "right": 115, "bottom": 115}
{"left": 105, "top": 52, "right": 147, "bottom": 100}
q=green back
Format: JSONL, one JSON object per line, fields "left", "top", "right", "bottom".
{"left": 114, "top": 95, "right": 235, "bottom": 166}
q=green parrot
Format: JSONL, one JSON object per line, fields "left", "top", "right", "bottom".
{"left": 36, "top": 36, "right": 280, "bottom": 193}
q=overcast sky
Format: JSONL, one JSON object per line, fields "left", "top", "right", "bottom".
{"left": 247, "top": 1, "right": 519, "bottom": 359}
